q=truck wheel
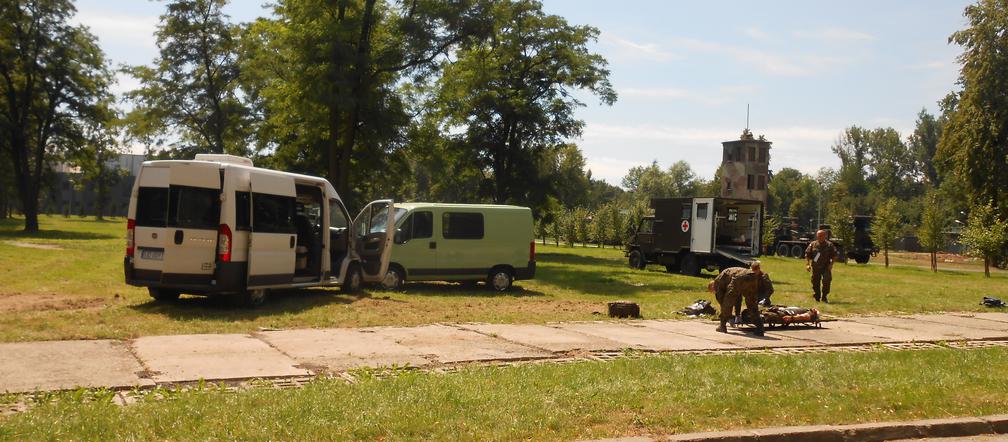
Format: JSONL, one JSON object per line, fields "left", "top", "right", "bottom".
{"left": 148, "top": 288, "right": 180, "bottom": 302}
{"left": 854, "top": 255, "right": 869, "bottom": 264}
{"left": 664, "top": 262, "right": 680, "bottom": 273}
{"left": 342, "top": 263, "right": 363, "bottom": 293}
{"left": 487, "top": 268, "right": 513, "bottom": 292}
{"left": 680, "top": 253, "right": 701, "bottom": 276}
{"left": 628, "top": 250, "right": 645, "bottom": 270}
{"left": 776, "top": 244, "right": 789, "bottom": 257}
{"left": 381, "top": 266, "right": 405, "bottom": 291}
{"left": 790, "top": 245, "right": 804, "bottom": 258}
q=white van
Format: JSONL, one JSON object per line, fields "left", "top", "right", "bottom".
{"left": 124, "top": 154, "right": 395, "bottom": 306}
{"left": 380, "top": 203, "right": 535, "bottom": 291}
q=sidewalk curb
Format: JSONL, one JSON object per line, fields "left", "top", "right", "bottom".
{"left": 586, "top": 414, "right": 1008, "bottom": 442}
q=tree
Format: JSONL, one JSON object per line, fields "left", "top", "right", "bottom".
{"left": 959, "top": 202, "right": 1008, "bottom": 278}
{"left": 0, "top": 0, "right": 112, "bottom": 231}
{"left": 826, "top": 202, "right": 853, "bottom": 263}
{"left": 938, "top": 1, "right": 1008, "bottom": 218}
{"left": 436, "top": 0, "right": 615, "bottom": 207}
{"left": 592, "top": 204, "right": 612, "bottom": 247}
{"left": 871, "top": 198, "right": 901, "bottom": 268}
{"left": 865, "top": 127, "right": 915, "bottom": 201}
{"left": 534, "top": 216, "right": 547, "bottom": 245}
{"left": 908, "top": 108, "right": 943, "bottom": 187}
{"left": 74, "top": 99, "right": 124, "bottom": 220}
{"left": 762, "top": 215, "right": 780, "bottom": 255}
{"left": 918, "top": 190, "right": 948, "bottom": 272}
{"left": 621, "top": 160, "right": 698, "bottom": 202}
{"left": 125, "top": 0, "right": 248, "bottom": 156}
{"left": 549, "top": 210, "right": 562, "bottom": 246}
{"left": 573, "top": 207, "right": 589, "bottom": 247}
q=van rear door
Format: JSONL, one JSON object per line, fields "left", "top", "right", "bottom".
{"left": 247, "top": 173, "right": 297, "bottom": 287}
{"left": 161, "top": 163, "right": 222, "bottom": 286}
{"left": 352, "top": 200, "right": 396, "bottom": 282}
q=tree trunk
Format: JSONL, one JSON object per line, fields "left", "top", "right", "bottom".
{"left": 884, "top": 246, "right": 889, "bottom": 268}
{"left": 985, "top": 256, "right": 991, "bottom": 278}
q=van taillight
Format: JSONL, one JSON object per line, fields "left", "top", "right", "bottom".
{"left": 126, "top": 219, "right": 135, "bottom": 257}
{"left": 218, "top": 224, "right": 232, "bottom": 262}
{"left": 529, "top": 241, "right": 536, "bottom": 262}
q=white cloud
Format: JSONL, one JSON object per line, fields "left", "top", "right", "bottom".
{"left": 668, "top": 37, "right": 850, "bottom": 77}
{"left": 618, "top": 84, "right": 757, "bottom": 106}
{"left": 744, "top": 27, "right": 769, "bottom": 40}
{"left": 792, "top": 26, "right": 875, "bottom": 42}
{"left": 71, "top": 11, "right": 159, "bottom": 50}
{"left": 601, "top": 34, "right": 679, "bottom": 62}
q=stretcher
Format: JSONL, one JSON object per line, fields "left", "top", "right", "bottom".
{"left": 729, "top": 306, "right": 821, "bottom": 329}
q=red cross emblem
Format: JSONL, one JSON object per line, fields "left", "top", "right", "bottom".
{"left": 681, "top": 220, "right": 690, "bottom": 232}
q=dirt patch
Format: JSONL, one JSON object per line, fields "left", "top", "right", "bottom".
{"left": 5, "top": 241, "right": 63, "bottom": 250}
{"left": 0, "top": 292, "right": 108, "bottom": 313}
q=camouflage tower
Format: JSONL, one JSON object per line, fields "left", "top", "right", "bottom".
{"left": 720, "top": 128, "right": 770, "bottom": 204}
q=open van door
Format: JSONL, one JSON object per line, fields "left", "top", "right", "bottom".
{"left": 161, "top": 163, "right": 222, "bottom": 286}
{"left": 248, "top": 173, "right": 297, "bottom": 287}
{"left": 351, "top": 200, "right": 396, "bottom": 283}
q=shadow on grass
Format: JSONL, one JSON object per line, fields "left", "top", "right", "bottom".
{"left": 537, "top": 252, "right": 622, "bottom": 267}
{"left": 538, "top": 265, "right": 713, "bottom": 296}
{"left": 0, "top": 229, "right": 117, "bottom": 240}
{"left": 130, "top": 288, "right": 388, "bottom": 320}
{"left": 397, "top": 282, "right": 545, "bottom": 298}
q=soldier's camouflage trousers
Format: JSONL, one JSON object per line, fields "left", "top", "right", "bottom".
{"left": 811, "top": 267, "right": 832, "bottom": 297}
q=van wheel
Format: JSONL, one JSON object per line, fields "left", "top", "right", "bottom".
{"left": 148, "top": 288, "right": 180, "bottom": 302}
{"left": 680, "top": 253, "right": 701, "bottom": 276}
{"left": 381, "top": 266, "right": 404, "bottom": 291}
{"left": 488, "top": 268, "right": 513, "bottom": 292}
{"left": 628, "top": 250, "right": 644, "bottom": 269}
{"left": 237, "top": 289, "right": 267, "bottom": 308}
{"left": 342, "top": 264, "right": 363, "bottom": 293}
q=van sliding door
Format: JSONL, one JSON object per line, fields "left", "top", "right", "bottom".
{"left": 248, "top": 173, "right": 297, "bottom": 287}
{"left": 161, "top": 163, "right": 221, "bottom": 286}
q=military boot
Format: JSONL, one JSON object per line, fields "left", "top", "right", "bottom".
{"left": 752, "top": 317, "right": 765, "bottom": 337}
{"left": 716, "top": 321, "right": 727, "bottom": 333}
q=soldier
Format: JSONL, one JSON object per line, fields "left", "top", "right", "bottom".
{"left": 708, "top": 261, "right": 767, "bottom": 336}
{"left": 805, "top": 229, "right": 838, "bottom": 303}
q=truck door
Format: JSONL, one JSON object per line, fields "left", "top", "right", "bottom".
{"left": 247, "top": 173, "right": 297, "bottom": 287}
{"left": 161, "top": 163, "right": 221, "bottom": 286}
{"left": 691, "top": 198, "right": 715, "bottom": 253}
{"left": 352, "top": 200, "right": 397, "bottom": 282}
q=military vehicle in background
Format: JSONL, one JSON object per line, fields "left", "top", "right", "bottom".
{"left": 768, "top": 216, "right": 877, "bottom": 264}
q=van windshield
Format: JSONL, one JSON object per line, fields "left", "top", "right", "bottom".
{"left": 368, "top": 207, "right": 407, "bottom": 234}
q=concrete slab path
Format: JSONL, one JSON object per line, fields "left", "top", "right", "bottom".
{"left": 2, "top": 313, "right": 1008, "bottom": 393}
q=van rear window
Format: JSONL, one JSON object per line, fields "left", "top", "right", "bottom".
{"left": 443, "top": 212, "right": 484, "bottom": 239}
{"left": 235, "top": 191, "right": 251, "bottom": 231}
{"left": 168, "top": 186, "right": 221, "bottom": 230}
{"left": 252, "top": 193, "right": 296, "bottom": 234}
{"left": 135, "top": 187, "right": 168, "bottom": 227}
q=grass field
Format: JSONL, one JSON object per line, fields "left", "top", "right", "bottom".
{"left": 3, "top": 346, "right": 1008, "bottom": 441}
{"left": 1, "top": 215, "right": 1007, "bottom": 342}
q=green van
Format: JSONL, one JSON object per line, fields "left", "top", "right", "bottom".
{"left": 376, "top": 203, "right": 535, "bottom": 291}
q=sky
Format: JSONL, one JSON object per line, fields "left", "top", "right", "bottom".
{"left": 71, "top": 0, "right": 971, "bottom": 185}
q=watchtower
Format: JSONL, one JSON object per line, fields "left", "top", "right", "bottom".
{"left": 720, "top": 129, "right": 770, "bottom": 205}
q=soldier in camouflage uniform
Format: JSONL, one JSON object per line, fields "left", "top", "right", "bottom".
{"left": 805, "top": 230, "right": 838, "bottom": 303}
{"left": 708, "top": 262, "right": 767, "bottom": 336}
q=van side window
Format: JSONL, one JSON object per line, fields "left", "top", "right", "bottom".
{"left": 167, "top": 186, "right": 220, "bottom": 230}
{"left": 135, "top": 187, "right": 168, "bottom": 227}
{"left": 443, "top": 212, "right": 483, "bottom": 239}
{"left": 696, "top": 203, "right": 708, "bottom": 220}
{"left": 681, "top": 204, "right": 691, "bottom": 220}
{"left": 252, "top": 193, "right": 296, "bottom": 234}
{"left": 235, "top": 191, "right": 251, "bottom": 231}
{"left": 413, "top": 211, "right": 433, "bottom": 239}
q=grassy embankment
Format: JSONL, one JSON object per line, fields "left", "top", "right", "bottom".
{"left": 0, "top": 215, "right": 1006, "bottom": 342}
{"left": 2, "top": 347, "right": 1008, "bottom": 441}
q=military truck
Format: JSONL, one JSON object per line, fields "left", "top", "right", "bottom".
{"left": 626, "top": 197, "right": 763, "bottom": 276}
{"left": 768, "top": 216, "right": 877, "bottom": 264}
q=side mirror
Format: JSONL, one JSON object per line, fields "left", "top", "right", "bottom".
{"left": 394, "top": 228, "right": 408, "bottom": 244}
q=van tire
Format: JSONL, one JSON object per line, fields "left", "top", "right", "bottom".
{"left": 488, "top": 268, "right": 513, "bottom": 292}
{"left": 342, "top": 264, "right": 363, "bottom": 293}
{"left": 237, "top": 289, "right": 267, "bottom": 308}
{"left": 381, "top": 265, "right": 405, "bottom": 291}
{"left": 148, "top": 288, "right": 180, "bottom": 302}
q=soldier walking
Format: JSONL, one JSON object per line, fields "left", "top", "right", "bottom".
{"left": 708, "top": 261, "right": 770, "bottom": 336}
{"left": 805, "top": 229, "right": 838, "bottom": 303}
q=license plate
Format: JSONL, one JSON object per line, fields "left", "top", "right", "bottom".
{"left": 140, "top": 248, "right": 164, "bottom": 261}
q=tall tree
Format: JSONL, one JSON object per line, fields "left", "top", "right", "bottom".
{"left": 436, "top": 0, "right": 615, "bottom": 207}
{"left": 917, "top": 190, "right": 947, "bottom": 272}
{"left": 865, "top": 127, "right": 915, "bottom": 201}
{"left": 938, "top": 0, "right": 1008, "bottom": 217}
{"left": 0, "top": 0, "right": 112, "bottom": 231}
{"left": 621, "top": 160, "right": 697, "bottom": 202}
{"left": 959, "top": 201, "right": 1008, "bottom": 278}
{"left": 245, "top": 0, "right": 490, "bottom": 208}
{"left": 73, "top": 99, "right": 123, "bottom": 220}
{"left": 125, "top": 0, "right": 248, "bottom": 156}
{"left": 908, "top": 108, "right": 943, "bottom": 187}
{"left": 871, "top": 198, "right": 901, "bottom": 268}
